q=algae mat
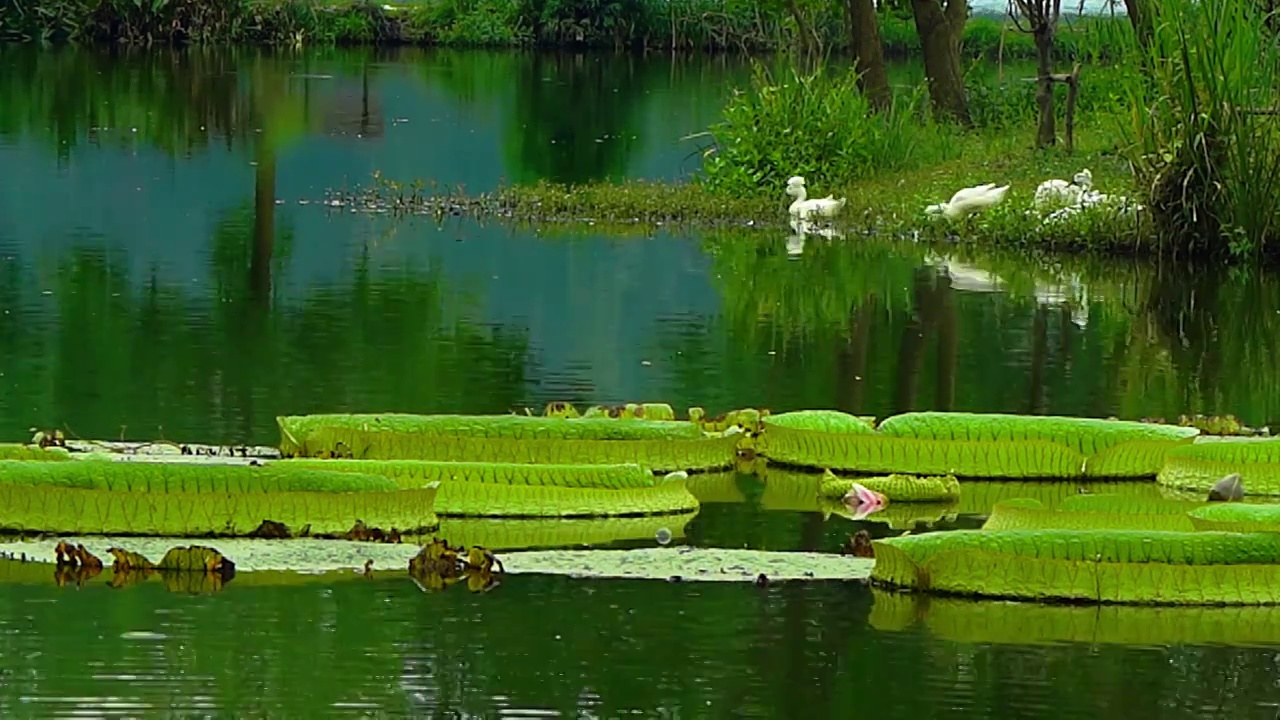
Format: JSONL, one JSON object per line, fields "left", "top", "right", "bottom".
{"left": 0, "top": 538, "right": 872, "bottom": 582}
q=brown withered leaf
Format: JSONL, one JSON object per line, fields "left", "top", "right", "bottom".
{"left": 157, "top": 546, "right": 235, "bottom": 579}
{"left": 108, "top": 547, "right": 157, "bottom": 574}
{"left": 53, "top": 542, "right": 104, "bottom": 587}
{"left": 31, "top": 428, "right": 67, "bottom": 448}
{"left": 408, "top": 539, "right": 502, "bottom": 593}
{"left": 841, "top": 530, "right": 875, "bottom": 559}
{"left": 54, "top": 563, "right": 102, "bottom": 588}
{"left": 342, "top": 520, "right": 402, "bottom": 544}
{"left": 542, "top": 401, "right": 580, "bottom": 418}
{"left": 160, "top": 568, "right": 230, "bottom": 595}
{"left": 106, "top": 546, "right": 236, "bottom": 591}
{"left": 109, "top": 568, "right": 153, "bottom": 590}
{"left": 465, "top": 546, "right": 504, "bottom": 574}
{"left": 248, "top": 519, "right": 292, "bottom": 539}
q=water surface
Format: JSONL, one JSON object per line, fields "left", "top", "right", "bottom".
{"left": 1, "top": 45, "right": 1279, "bottom": 718}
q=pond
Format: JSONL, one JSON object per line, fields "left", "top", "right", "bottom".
{"left": 1, "top": 44, "right": 1279, "bottom": 718}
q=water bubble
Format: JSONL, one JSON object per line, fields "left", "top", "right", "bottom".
{"left": 655, "top": 528, "right": 672, "bottom": 546}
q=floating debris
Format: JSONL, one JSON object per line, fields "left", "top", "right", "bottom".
{"left": 53, "top": 541, "right": 103, "bottom": 587}
{"left": 317, "top": 173, "right": 780, "bottom": 230}
{"left": 106, "top": 545, "right": 236, "bottom": 594}
{"left": 343, "top": 520, "right": 403, "bottom": 544}
{"left": 407, "top": 538, "right": 502, "bottom": 593}
{"left": 841, "top": 531, "right": 876, "bottom": 558}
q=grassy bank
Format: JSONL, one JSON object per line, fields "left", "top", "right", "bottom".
{"left": 494, "top": 126, "right": 1149, "bottom": 256}
{"left": 333, "top": 56, "right": 1151, "bottom": 257}
{"left": 332, "top": 125, "right": 1148, "bottom": 257}
{"left": 2, "top": 0, "right": 1125, "bottom": 58}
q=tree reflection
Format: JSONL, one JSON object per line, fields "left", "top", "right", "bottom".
{"left": 505, "top": 52, "right": 648, "bottom": 183}
{"left": 655, "top": 227, "right": 1280, "bottom": 427}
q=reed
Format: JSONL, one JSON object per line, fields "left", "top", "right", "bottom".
{"left": 1115, "top": 0, "right": 1280, "bottom": 259}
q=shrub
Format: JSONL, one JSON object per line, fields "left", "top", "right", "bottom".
{"left": 699, "top": 62, "right": 952, "bottom": 196}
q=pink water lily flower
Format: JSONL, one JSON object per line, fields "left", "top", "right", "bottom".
{"left": 842, "top": 482, "right": 888, "bottom": 519}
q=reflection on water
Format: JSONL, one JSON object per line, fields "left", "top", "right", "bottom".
{"left": 0, "top": 576, "right": 1278, "bottom": 718}
{"left": 1, "top": 45, "right": 1277, "bottom": 444}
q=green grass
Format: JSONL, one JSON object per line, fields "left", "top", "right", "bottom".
{"left": 479, "top": 120, "right": 1150, "bottom": 256}
{"left": 334, "top": 118, "right": 1151, "bottom": 255}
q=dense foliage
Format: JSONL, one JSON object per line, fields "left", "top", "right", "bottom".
{"left": 699, "top": 64, "right": 950, "bottom": 195}
{"left": 1115, "top": 0, "right": 1280, "bottom": 259}
{"left": 0, "top": 0, "right": 1126, "bottom": 55}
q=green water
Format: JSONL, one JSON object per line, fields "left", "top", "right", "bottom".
{"left": 2, "top": 45, "right": 1280, "bottom": 717}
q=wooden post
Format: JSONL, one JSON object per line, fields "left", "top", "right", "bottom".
{"left": 1021, "top": 63, "right": 1082, "bottom": 151}
{"left": 1064, "top": 62, "right": 1081, "bottom": 153}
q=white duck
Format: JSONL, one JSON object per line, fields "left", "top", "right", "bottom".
{"left": 786, "top": 176, "right": 847, "bottom": 220}
{"left": 925, "top": 183, "right": 1010, "bottom": 220}
{"left": 1042, "top": 189, "right": 1144, "bottom": 225}
{"left": 1034, "top": 168, "right": 1093, "bottom": 210}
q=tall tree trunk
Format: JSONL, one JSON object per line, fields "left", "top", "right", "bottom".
{"left": 910, "top": 0, "right": 972, "bottom": 124}
{"left": 845, "top": 0, "right": 892, "bottom": 111}
{"left": 1033, "top": 25, "right": 1056, "bottom": 147}
{"left": 1025, "top": 305, "right": 1049, "bottom": 415}
{"left": 1122, "top": 0, "right": 1152, "bottom": 51}
{"left": 250, "top": 139, "right": 275, "bottom": 310}
{"left": 934, "top": 280, "right": 957, "bottom": 411}
{"left": 836, "top": 301, "right": 874, "bottom": 413}
{"left": 895, "top": 271, "right": 935, "bottom": 412}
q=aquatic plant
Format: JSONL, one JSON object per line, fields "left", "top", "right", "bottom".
{"left": 818, "top": 472, "right": 962, "bottom": 503}
{"left": 278, "top": 459, "right": 659, "bottom": 489}
{"left": 277, "top": 412, "right": 708, "bottom": 445}
{"left": 761, "top": 428, "right": 1089, "bottom": 478}
{"left": 981, "top": 496, "right": 1203, "bottom": 532}
{"left": 1115, "top": 0, "right": 1280, "bottom": 258}
{"left": 872, "top": 528, "right": 1280, "bottom": 604}
{"left": 0, "top": 459, "right": 401, "bottom": 492}
{"left": 0, "top": 443, "right": 72, "bottom": 461}
{"left": 1157, "top": 440, "right": 1280, "bottom": 495}
{"left": 276, "top": 412, "right": 742, "bottom": 471}
{"left": 870, "top": 587, "right": 1280, "bottom": 646}
{"left": 878, "top": 411, "right": 1199, "bottom": 457}
{"left": 0, "top": 481, "right": 441, "bottom": 536}
{"left": 430, "top": 476, "right": 700, "bottom": 517}
{"left": 1188, "top": 503, "right": 1280, "bottom": 533}
{"left": 763, "top": 410, "right": 878, "bottom": 435}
